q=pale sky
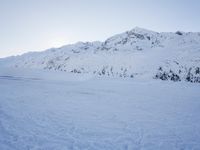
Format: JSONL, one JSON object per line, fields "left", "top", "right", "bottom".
{"left": 0, "top": 0, "right": 200, "bottom": 58}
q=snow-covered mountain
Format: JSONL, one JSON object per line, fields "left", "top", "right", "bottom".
{"left": 1, "top": 27, "right": 200, "bottom": 82}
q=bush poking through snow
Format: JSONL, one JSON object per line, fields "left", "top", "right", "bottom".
{"left": 155, "top": 66, "right": 200, "bottom": 83}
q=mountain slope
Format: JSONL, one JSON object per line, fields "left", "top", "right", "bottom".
{"left": 1, "top": 27, "right": 200, "bottom": 82}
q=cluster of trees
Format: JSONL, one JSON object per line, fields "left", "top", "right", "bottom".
{"left": 155, "top": 67, "right": 180, "bottom": 82}
{"left": 93, "top": 66, "right": 134, "bottom": 78}
{"left": 64, "top": 66, "right": 135, "bottom": 78}
{"left": 186, "top": 67, "right": 200, "bottom": 83}
{"left": 155, "top": 66, "right": 200, "bottom": 83}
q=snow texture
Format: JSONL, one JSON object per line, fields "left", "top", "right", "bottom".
{"left": 0, "top": 68, "right": 200, "bottom": 150}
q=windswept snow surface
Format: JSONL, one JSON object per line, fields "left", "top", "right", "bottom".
{"left": 0, "top": 68, "right": 200, "bottom": 150}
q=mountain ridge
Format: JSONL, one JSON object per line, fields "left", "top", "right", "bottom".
{"left": 1, "top": 27, "right": 200, "bottom": 83}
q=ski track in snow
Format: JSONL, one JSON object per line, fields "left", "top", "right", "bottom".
{"left": 0, "top": 70, "right": 200, "bottom": 150}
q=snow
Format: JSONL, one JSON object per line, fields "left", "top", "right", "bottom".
{"left": 1, "top": 27, "right": 200, "bottom": 82}
{"left": 0, "top": 68, "right": 200, "bottom": 150}
{"left": 0, "top": 27, "right": 200, "bottom": 149}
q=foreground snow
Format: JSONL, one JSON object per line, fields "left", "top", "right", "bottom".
{"left": 0, "top": 68, "right": 200, "bottom": 150}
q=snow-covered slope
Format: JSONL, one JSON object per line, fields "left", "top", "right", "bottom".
{"left": 1, "top": 27, "right": 200, "bottom": 82}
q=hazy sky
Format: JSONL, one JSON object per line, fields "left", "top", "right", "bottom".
{"left": 0, "top": 0, "right": 200, "bottom": 58}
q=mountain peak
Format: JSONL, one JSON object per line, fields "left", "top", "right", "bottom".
{"left": 130, "top": 27, "right": 157, "bottom": 34}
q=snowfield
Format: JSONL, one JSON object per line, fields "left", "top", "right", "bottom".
{"left": 0, "top": 68, "right": 200, "bottom": 150}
